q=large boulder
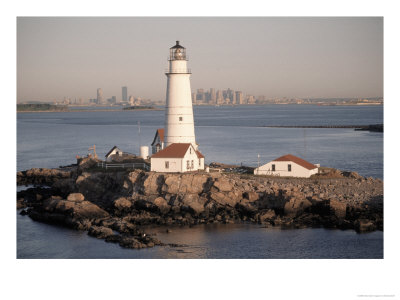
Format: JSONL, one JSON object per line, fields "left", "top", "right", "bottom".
{"left": 88, "top": 226, "right": 114, "bottom": 239}
{"left": 177, "top": 175, "right": 193, "bottom": 194}
{"left": 255, "top": 193, "right": 287, "bottom": 210}
{"left": 152, "top": 197, "right": 171, "bottom": 214}
{"left": 118, "top": 236, "right": 144, "bottom": 249}
{"left": 284, "top": 197, "right": 312, "bottom": 217}
{"left": 162, "top": 175, "right": 180, "bottom": 194}
{"left": 143, "top": 173, "right": 164, "bottom": 195}
{"left": 342, "top": 171, "right": 364, "bottom": 180}
{"left": 329, "top": 199, "right": 347, "bottom": 219}
{"left": 162, "top": 174, "right": 210, "bottom": 194}
{"left": 181, "top": 194, "right": 206, "bottom": 215}
{"left": 354, "top": 219, "right": 376, "bottom": 233}
{"left": 243, "top": 191, "right": 259, "bottom": 202}
{"left": 67, "top": 193, "right": 85, "bottom": 202}
{"left": 42, "top": 197, "right": 109, "bottom": 220}
{"left": 209, "top": 191, "right": 240, "bottom": 207}
{"left": 235, "top": 199, "right": 258, "bottom": 216}
{"left": 114, "top": 197, "right": 132, "bottom": 210}
{"left": 77, "top": 156, "right": 100, "bottom": 170}
{"left": 189, "top": 174, "right": 209, "bottom": 193}
{"left": 258, "top": 209, "right": 276, "bottom": 223}
{"left": 76, "top": 172, "right": 91, "bottom": 185}
{"left": 213, "top": 178, "right": 234, "bottom": 192}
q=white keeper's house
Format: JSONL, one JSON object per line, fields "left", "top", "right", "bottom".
{"left": 150, "top": 143, "right": 204, "bottom": 172}
{"left": 150, "top": 41, "right": 205, "bottom": 173}
{"left": 254, "top": 154, "right": 319, "bottom": 178}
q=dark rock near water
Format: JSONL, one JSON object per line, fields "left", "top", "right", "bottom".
{"left": 88, "top": 226, "right": 114, "bottom": 239}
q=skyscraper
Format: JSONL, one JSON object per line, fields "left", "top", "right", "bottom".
{"left": 97, "top": 88, "right": 103, "bottom": 105}
{"left": 236, "top": 91, "right": 244, "bottom": 104}
{"left": 122, "top": 86, "right": 128, "bottom": 102}
{"left": 210, "top": 88, "right": 216, "bottom": 104}
{"left": 232, "top": 91, "right": 237, "bottom": 104}
{"left": 216, "top": 90, "right": 223, "bottom": 104}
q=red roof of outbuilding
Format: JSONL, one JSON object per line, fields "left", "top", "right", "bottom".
{"left": 273, "top": 154, "right": 317, "bottom": 170}
{"left": 157, "top": 129, "right": 164, "bottom": 142}
{"left": 151, "top": 143, "right": 204, "bottom": 159}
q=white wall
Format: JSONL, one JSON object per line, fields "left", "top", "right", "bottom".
{"left": 199, "top": 157, "right": 205, "bottom": 170}
{"left": 165, "top": 59, "right": 196, "bottom": 147}
{"left": 151, "top": 157, "right": 182, "bottom": 172}
{"left": 254, "top": 161, "right": 318, "bottom": 178}
{"left": 150, "top": 145, "right": 204, "bottom": 173}
{"left": 182, "top": 148, "right": 204, "bottom": 172}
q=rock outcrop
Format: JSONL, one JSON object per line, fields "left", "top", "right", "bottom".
{"left": 17, "top": 166, "right": 384, "bottom": 250}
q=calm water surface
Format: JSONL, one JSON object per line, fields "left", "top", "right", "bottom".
{"left": 17, "top": 105, "right": 383, "bottom": 178}
{"left": 16, "top": 105, "right": 384, "bottom": 258}
{"left": 17, "top": 212, "right": 383, "bottom": 259}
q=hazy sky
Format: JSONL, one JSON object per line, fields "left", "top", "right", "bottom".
{"left": 17, "top": 17, "right": 383, "bottom": 102}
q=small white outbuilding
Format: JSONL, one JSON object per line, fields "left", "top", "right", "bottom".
{"left": 254, "top": 154, "right": 319, "bottom": 178}
{"left": 150, "top": 143, "right": 205, "bottom": 173}
{"left": 105, "top": 146, "right": 123, "bottom": 162}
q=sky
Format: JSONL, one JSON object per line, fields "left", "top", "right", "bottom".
{"left": 17, "top": 17, "right": 383, "bottom": 102}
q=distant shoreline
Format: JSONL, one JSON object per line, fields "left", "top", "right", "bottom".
{"left": 264, "top": 124, "right": 383, "bottom": 132}
{"left": 17, "top": 108, "right": 164, "bottom": 113}
{"left": 193, "top": 103, "right": 383, "bottom": 107}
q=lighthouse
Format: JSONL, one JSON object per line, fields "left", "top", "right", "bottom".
{"left": 150, "top": 41, "right": 205, "bottom": 173}
{"left": 164, "top": 41, "right": 197, "bottom": 148}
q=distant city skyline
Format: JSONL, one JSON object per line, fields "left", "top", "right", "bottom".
{"left": 17, "top": 17, "right": 383, "bottom": 102}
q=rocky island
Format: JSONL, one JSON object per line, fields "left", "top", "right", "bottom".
{"left": 17, "top": 158, "right": 383, "bottom": 250}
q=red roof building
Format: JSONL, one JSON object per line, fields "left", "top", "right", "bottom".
{"left": 254, "top": 154, "right": 319, "bottom": 178}
{"left": 150, "top": 143, "right": 205, "bottom": 172}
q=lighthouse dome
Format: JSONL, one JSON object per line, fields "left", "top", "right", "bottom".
{"left": 170, "top": 40, "right": 185, "bottom": 49}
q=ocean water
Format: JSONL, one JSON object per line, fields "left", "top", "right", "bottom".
{"left": 17, "top": 212, "right": 383, "bottom": 259}
{"left": 16, "top": 104, "right": 384, "bottom": 258}
{"left": 17, "top": 104, "right": 383, "bottom": 178}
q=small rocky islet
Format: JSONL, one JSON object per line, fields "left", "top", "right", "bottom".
{"left": 17, "top": 158, "right": 383, "bottom": 250}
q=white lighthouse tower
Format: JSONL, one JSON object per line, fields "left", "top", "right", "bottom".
{"left": 150, "top": 41, "right": 205, "bottom": 173}
{"left": 164, "top": 41, "right": 197, "bottom": 148}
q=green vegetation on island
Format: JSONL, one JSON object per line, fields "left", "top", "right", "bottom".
{"left": 17, "top": 103, "right": 69, "bottom": 112}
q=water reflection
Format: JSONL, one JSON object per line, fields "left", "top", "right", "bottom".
{"left": 17, "top": 212, "right": 383, "bottom": 259}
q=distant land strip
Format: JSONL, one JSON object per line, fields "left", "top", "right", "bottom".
{"left": 264, "top": 124, "right": 383, "bottom": 132}
{"left": 17, "top": 104, "right": 163, "bottom": 113}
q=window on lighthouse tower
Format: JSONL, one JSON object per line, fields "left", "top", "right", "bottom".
{"left": 179, "top": 117, "right": 183, "bottom": 121}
